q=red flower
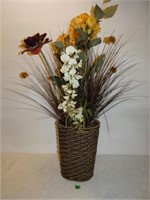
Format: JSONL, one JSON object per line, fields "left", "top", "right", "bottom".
{"left": 19, "top": 33, "right": 52, "bottom": 55}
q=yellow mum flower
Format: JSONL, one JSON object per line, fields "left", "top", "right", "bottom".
{"left": 57, "top": 33, "right": 68, "bottom": 44}
{"left": 69, "top": 13, "right": 101, "bottom": 45}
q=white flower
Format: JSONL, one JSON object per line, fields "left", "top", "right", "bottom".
{"left": 59, "top": 46, "right": 84, "bottom": 126}
{"left": 70, "top": 78, "right": 79, "bottom": 88}
{"left": 77, "top": 60, "right": 82, "bottom": 68}
{"left": 69, "top": 68, "right": 76, "bottom": 76}
{"left": 73, "top": 107, "right": 83, "bottom": 121}
{"left": 63, "top": 96, "right": 70, "bottom": 100}
{"left": 75, "top": 112, "right": 83, "bottom": 121}
{"left": 58, "top": 100, "right": 67, "bottom": 110}
{"left": 60, "top": 64, "right": 70, "bottom": 73}
{"left": 77, "top": 107, "right": 83, "bottom": 113}
{"left": 71, "top": 93, "right": 77, "bottom": 99}
{"left": 63, "top": 107, "right": 67, "bottom": 113}
{"left": 66, "top": 46, "right": 76, "bottom": 56}
{"left": 58, "top": 104, "right": 63, "bottom": 110}
{"left": 62, "top": 100, "right": 67, "bottom": 107}
{"left": 67, "top": 100, "right": 76, "bottom": 110}
{"left": 76, "top": 49, "right": 81, "bottom": 54}
{"left": 73, "top": 54, "right": 79, "bottom": 59}
{"left": 72, "top": 90, "right": 76, "bottom": 94}
{"left": 63, "top": 72, "right": 71, "bottom": 81}
{"left": 69, "top": 112, "right": 76, "bottom": 118}
{"left": 61, "top": 53, "right": 70, "bottom": 63}
{"left": 62, "top": 84, "right": 69, "bottom": 91}
{"left": 75, "top": 74, "right": 82, "bottom": 80}
{"left": 68, "top": 58, "right": 77, "bottom": 65}
{"left": 66, "top": 89, "right": 72, "bottom": 94}
{"left": 69, "top": 100, "right": 76, "bottom": 106}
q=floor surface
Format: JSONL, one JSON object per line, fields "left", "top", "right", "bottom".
{"left": 1, "top": 153, "right": 149, "bottom": 199}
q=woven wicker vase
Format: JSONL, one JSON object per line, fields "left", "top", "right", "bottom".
{"left": 56, "top": 120, "right": 100, "bottom": 182}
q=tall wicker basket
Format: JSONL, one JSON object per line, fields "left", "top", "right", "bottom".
{"left": 56, "top": 120, "right": 100, "bottom": 182}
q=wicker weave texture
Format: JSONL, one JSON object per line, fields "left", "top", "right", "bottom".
{"left": 56, "top": 120, "right": 100, "bottom": 182}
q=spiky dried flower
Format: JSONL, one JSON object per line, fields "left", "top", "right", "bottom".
{"left": 19, "top": 33, "right": 52, "bottom": 55}
{"left": 19, "top": 72, "right": 29, "bottom": 79}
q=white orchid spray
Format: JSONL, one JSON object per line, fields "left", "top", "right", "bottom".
{"left": 58, "top": 46, "right": 83, "bottom": 126}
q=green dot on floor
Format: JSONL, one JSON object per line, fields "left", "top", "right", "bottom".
{"left": 75, "top": 184, "right": 81, "bottom": 189}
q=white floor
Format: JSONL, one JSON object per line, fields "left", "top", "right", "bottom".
{"left": 1, "top": 153, "right": 149, "bottom": 199}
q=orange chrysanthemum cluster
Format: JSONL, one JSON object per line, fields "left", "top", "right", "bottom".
{"left": 50, "top": 33, "right": 68, "bottom": 54}
{"left": 51, "top": 9, "right": 100, "bottom": 54}
{"left": 69, "top": 13, "right": 100, "bottom": 45}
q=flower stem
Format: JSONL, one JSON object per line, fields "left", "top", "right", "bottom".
{"left": 39, "top": 50, "right": 63, "bottom": 97}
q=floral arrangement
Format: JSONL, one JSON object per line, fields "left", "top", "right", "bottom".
{"left": 18, "top": 0, "right": 135, "bottom": 128}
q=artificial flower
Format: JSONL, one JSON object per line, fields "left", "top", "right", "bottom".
{"left": 19, "top": 33, "right": 51, "bottom": 55}
{"left": 69, "top": 68, "right": 77, "bottom": 76}
{"left": 19, "top": 72, "right": 29, "bottom": 79}
{"left": 103, "top": 36, "right": 116, "bottom": 44}
{"left": 66, "top": 46, "right": 76, "bottom": 56}
{"left": 75, "top": 74, "right": 82, "bottom": 80}
{"left": 17, "top": 2, "right": 136, "bottom": 129}
{"left": 51, "top": 33, "right": 72, "bottom": 54}
{"left": 110, "top": 66, "right": 117, "bottom": 73}
{"left": 69, "top": 13, "right": 101, "bottom": 45}
{"left": 60, "top": 65, "right": 70, "bottom": 73}
{"left": 60, "top": 53, "right": 70, "bottom": 63}
{"left": 68, "top": 58, "right": 77, "bottom": 65}
{"left": 70, "top": 78, "right": 80, "bottom": 88}
{"left": 63, "top": 72, "right": 71, "bottom": 81}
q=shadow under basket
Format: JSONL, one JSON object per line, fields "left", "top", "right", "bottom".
{"left": 56, "top": 120, "right": 100, "bottom": 182}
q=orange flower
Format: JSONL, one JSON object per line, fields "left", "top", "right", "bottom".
{"left": 19, "top": 72, "right": 29, "bottom": 79}
{"left": 57, "top": 33, "right": 68, "bottom": 45}
{"left": 103, "top": 36, "right": 116, "bottom": 44}
{"left": 69, "top": 13, "right": 101, "bottom": 45}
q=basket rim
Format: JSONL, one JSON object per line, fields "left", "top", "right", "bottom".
{"left": 56, "top": 119, "right": 100, "bottom": 131}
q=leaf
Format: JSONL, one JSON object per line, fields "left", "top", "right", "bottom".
{"left": 83, "top": 100, "right": 88, "bottom": 109}
{"left": 77, "top": 51, "right": 86, "bottom": 66}
{"left": 75, "top": 29, "right": 89, "bottom": 48}
{"left": 66, "top": 35, "right": 70, "bottom": 46}
{"left": 82, "top": 101, "right": 93, "bottom": 120}
{"left": 76, "top": 37, "right": 84, "bottom": 44}
{"left": 77, "top": 51, "right": 85, "bottom": 63}
{"left": 87, "top": 109, "right": 93, "bottom": 117}
{"left": 103, "top": 5, "right": 118, "bottom": 18}
{"left": 94, "top": 4, "right": 104, "bottom": 21}
{"left": 78, "top": 51, "right": 84, "bottom": 61}
{"left": 103, "top": 0, "right": 111, "bottom": 3}
{"left": 87, "top": 38, "right": 101, "bottom": 49}
{"left": 84, "top": 109, "right": 89, "bottom": 119}
{"left": 52, "top": 76, "right": 65, "bottom": 87}
{"left": 75, "top": 28, "right": 88, "bottom": 41}
{"left": 54, "top": 41, "right": 64, "bottom": 49}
